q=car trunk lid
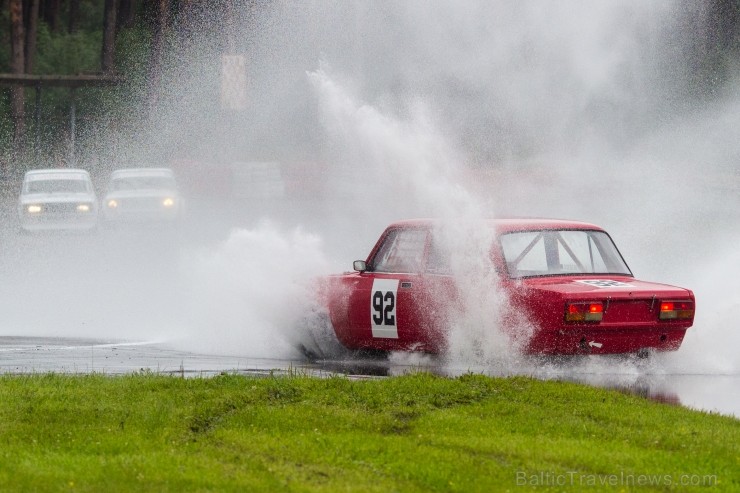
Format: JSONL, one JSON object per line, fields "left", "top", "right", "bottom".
{"left": 522, "top": 276, "right": 694, "bottom": 324}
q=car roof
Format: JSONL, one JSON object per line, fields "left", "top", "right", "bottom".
{"left": 386, "top": 218, "right": 606, "bottom": 233}
{"left": 23, "top": 169, "right": 91, "bottom": 181}
{"left": 110, "top": 168, "right": 174, "bottom": 179}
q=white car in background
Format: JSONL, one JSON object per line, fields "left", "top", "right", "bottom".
{"left": 17, "top": 169, "right": 98, "bottom": 232}
{"left": 102, "top": 168, "right": 184, "bottom": 226}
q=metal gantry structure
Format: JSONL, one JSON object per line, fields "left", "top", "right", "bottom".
{"left": 0, "top": 73, "right": 122, "bottom": 167}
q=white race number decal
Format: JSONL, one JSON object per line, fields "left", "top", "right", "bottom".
{"left": 576, "top": 280, "right": 632, "bottom": 288}
{"left": 371, "top": 279, "right": 399, "bottom": 339}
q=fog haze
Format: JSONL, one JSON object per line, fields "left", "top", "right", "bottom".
{"left": 1, "top": 1, "right": 737, "bottom": 374}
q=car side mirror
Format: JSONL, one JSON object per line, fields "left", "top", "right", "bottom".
{"left": 353, "top": 260, "right": 367, "bottom": 272}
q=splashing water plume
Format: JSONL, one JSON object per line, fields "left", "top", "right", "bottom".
{"left": 179, "top": 222, "right": 330, "bottom": 358}
{"left": 309, "top": 67, "right": 522, "bottom": 367}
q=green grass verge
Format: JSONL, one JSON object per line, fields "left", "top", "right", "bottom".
{"left": 0, "top": 372, "right": 736, "bottom": 492}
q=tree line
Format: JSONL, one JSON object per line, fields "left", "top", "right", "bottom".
{"left": 0, "top": 0, "right": 200, "bottom": 180}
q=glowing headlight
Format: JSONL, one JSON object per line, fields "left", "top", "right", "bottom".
{"left": 27, "top": 205, "right": 42, "bottom": 214}
{"left": 107, "top": 199, "right": 118, "bottom": 209}
{"left": 76, "top": 203, "right": 91, "bottom": 212}
{"left": 162, "top": 198, "right": 175, "bottom": 208}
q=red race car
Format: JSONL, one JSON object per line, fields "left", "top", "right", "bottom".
{"left": 323, "top": 219, "right": 695, "bottom": 356}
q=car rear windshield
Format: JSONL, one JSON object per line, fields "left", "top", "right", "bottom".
{"left": 109, "top": 176, "right": 176, "bottom": 191}
{"left": 25, "top": 179, "right": 89, "bottom": 194}
{"left": 499, "top": 229, "right": 632, "bottom": 278}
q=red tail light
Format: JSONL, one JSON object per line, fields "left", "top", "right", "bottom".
{"left": 565, "top": 302, "right": 603, "bottom": 322}
{"left": 659, "top": 300, "right": 694, "bottom": 320}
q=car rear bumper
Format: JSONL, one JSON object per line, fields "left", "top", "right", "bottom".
{"left": 526, "top": 326, "right": 688, "bottom": 355}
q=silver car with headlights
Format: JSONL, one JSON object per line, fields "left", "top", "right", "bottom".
{"left": 102, "top": 168, "right": 183, "bottom": 225}
{"left": 18, "top": 169, "right": 98, "bottom": 232}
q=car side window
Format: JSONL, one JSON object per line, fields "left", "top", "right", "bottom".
{"left": 426, "top": 237, "right": 452, "bottom": 274}
{"left": 372, "top": 228, "right": 428, "bottom": 273}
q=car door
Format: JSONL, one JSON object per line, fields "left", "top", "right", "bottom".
{"left": 347, "top": 226, "right": 429, "bottom": 348}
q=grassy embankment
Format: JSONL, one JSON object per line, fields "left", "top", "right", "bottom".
{"left": 0, "top": 372, "right": 737, "bottom": 492}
